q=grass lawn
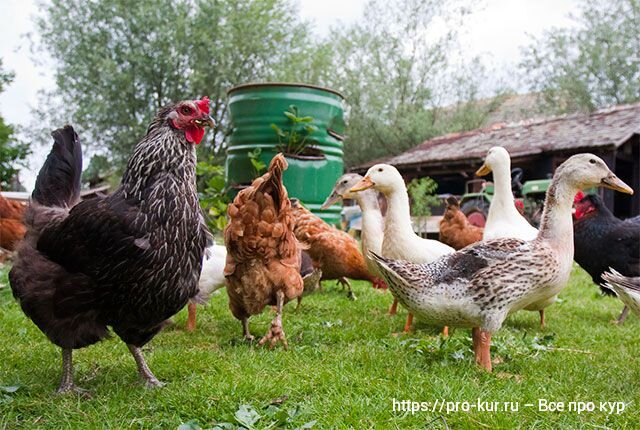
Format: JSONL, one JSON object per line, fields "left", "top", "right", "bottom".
{"left": 0, "top": 264, "right": 639, "bottom": 429}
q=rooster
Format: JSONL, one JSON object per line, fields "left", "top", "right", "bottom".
{"left": 573, "top": 192, "right": 640, "bottom": 323}
{"left": 10, "top": 98, "right": 214, "bottom": 394}
{"left": 224, "top": 154, "right": 303, "bottom": 348}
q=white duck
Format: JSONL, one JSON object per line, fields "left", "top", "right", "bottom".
{"left": 186, "top": 243, "right": 227, "bottom": 331}
{"left": 351, "top": 164, "right": 455, "bottom": 333}
{"left": 476, "top": 146, "right": 553, "bottom": 328}
{"left": 477, "top": 147, "right": 538, "bottom": 241}
{"left": 369, "top": 154, "right": 633, "bottom": 371}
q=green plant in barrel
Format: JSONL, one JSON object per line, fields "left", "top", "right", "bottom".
{"left": 270, "top": 105, "right": 321, "bottom": 157}
{"left": 247, "top": 147, "right": 267, "bottom": 178}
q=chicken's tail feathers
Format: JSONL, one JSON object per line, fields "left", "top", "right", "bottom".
{"left": 602, "top": 268, "right": 640, "bottom": 293}
{"left": 32, "top": 125, "right": 83, "bottom": 208}
{"left": 269, "top": 153, "right": 288, "bottom": 175}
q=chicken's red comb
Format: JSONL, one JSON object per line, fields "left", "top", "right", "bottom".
{"left": 514, "top": 200, "right": 524, "bottom": 210}
{"left": 196, "top": 96, "right": 210, "bottom": 114}
{"left": 574, "top": 191, "right": 585, "bottom": 204}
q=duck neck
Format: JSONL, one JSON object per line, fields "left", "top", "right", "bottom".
{"left": 383, "top": 186, "right": 416, "bottom": 238}
{"left": 538, "top": 180, "right": 576, "bottom": 252}
{"left": 487, "top": 162, "right": 518, "bottom": 222}
{"left": 355, "top": 189, "right": 384, "bottom": 251}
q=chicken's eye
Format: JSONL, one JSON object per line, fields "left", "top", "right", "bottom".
{"left": 181, "top": 106, "right": 193, "bottom": 115}
{"left": 377, "top": 168, "right": 383, "bottom": 172}
{"left": 589, "top": 159, "right": 596, "bottom": 165}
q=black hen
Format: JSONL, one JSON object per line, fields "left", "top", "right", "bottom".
{"left": 573, "top": 193, "right": 640, "bottom": 322}
{"left": 10, "top": 98, "right": 214, "bottom": 393}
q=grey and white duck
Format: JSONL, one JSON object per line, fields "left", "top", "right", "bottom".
{"left": 369, "top": 154, "right": 633, "bottom": 371}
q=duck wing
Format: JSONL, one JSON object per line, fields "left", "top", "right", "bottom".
{"left": 370, "top": 237, "right": 526, "bottom": 289}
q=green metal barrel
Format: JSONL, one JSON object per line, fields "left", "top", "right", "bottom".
{"left": 225, "top": 83, "right": 346, "bottom": 225}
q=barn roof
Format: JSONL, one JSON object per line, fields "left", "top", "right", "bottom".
{"left": 355, "top": 102, "right": 640, "bottom": 171}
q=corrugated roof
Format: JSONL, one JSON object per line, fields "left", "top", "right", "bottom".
{"left": 357, "top": 103, "right": 640, "bottom": 170}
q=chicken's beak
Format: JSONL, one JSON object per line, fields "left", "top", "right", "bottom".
{"left": 320, "top": 191, "right": 342, "bottom": 210}
{"left": 476, "top": 163, "right": 491, "bottom": 176}
{"left": 194, "top": 115, "right": 215, "bottom": 128}
{"left": 601, "top": 174, "right": 633, "bottom": 194}
{"left": 350, "top": 176, "right": 374, "bottom": 192}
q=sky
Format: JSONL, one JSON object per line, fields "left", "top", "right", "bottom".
{"left": 0, "top": 0, "right": 577, "bottom": 190}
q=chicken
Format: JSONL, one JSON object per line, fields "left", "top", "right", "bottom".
{"left": 439, "top": 196, "right": 483, "bottom": 250}
{"left": 296, "top": 250, "right": 323, "bottom": 309}
{"left": 0, "top": 191, "right": 26, "bottom": 220}
{"left": 0, "top": 193, "right": 26, "bottom": 252}
{"left": 9, "top": 98, "right": 214, "bottom": 393}
{"left": 573, "top": 192, "right": 640, "bottom": 323}
{"left": 186, "top": 243, "right": 227, "bottom": 332}
{"left": 224, "top": 154, "right": 303, "bottom": 348}
{"left": 602, "top": 269, "right": 640, "bottom": 318}
{"left": 290, "top": 198, "right": 379, "bottom": 299}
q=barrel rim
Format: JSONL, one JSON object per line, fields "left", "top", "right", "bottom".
{"left": 227, "top": 82, "right": 345, "bottom": 99}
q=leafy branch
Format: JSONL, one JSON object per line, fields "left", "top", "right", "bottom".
{"left": 196, "top": 160, "right": 230, "bottom": 233}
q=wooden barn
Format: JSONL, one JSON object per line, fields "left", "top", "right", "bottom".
{"left": 353, "top": 103, "right": 640, "bottom": 218}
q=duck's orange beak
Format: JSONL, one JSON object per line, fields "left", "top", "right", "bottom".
{"left": 476, "top": 164, "right": 491, "bottom": 176}
{"left": 350, "top": 176, "right": 374, "bottom": 192}
{"left": 601, "top": 174, "right": 633, "bottom": 194}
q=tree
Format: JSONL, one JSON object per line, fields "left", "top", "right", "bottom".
{"left": 0, "top": 60, "right": 30, "bottom": 190}
{"left": 35, "top": 0, "right": 316, "bottom": 169}
{"left": 520, "top": 0, "right": 640, "bottom": 113}
{"left": 313, "top": 0, "right": 497, "bottom": 167}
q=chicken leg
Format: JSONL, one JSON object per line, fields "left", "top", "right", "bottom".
{"left": 337, "top": 277, "right": 356, "bottom": 300}
{"left": 472, "top": 327, "right": 492, "bottom": 372}
{"left": 259, "top": 290, "right": 288, "bottom": 349}
{"left": 56, "top": 348, "right": 90, "bottom": 396}
{"left": 615, "top": 306, "right": 629, "bottom": 325}
{"left": 127, "top": 344, "right": 164, "bottom": 388}
{"left": 242, "top": 318, "right": 255, "bottom": 341}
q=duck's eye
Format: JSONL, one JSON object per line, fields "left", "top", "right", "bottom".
{"left": 589, "top": 159, "right": 596, "bottom": 165}
{"left": 342, "top": 180, "right": 348, "bottom": 184}
{"left": 377, "top": 168, "right": 383, "bottom": 172}
{"left": 181, "top": 106, "right": 193, "bottom": 115}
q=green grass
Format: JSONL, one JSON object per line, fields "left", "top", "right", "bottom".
{"left": 1, "top": 264, "right": 639, "bottom": 429}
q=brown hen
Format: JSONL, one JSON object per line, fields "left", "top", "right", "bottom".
{"left": 0, "top": 193, "right": 26, "bottom": 252}
{"left": 224, "top": 154, "right": 303, "bottom": 348}
{"left": 439, "top": 196, "right": 484, "bottom": 250}
{"left": 290, "top": 199, "right": 377, "bottom": 299}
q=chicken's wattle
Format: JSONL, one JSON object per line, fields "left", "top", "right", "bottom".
{"left": 185, "top": 125, "right": 205, "bottom": 144}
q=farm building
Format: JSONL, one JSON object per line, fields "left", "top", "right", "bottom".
{"left": 353, "top": 102, "right": 640, "bottom": 218}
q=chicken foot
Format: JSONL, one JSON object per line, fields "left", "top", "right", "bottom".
{"left": 56, "top": 348, "right": 90, "bottom": 396}
{"left": 259, "top": 290, "right": 288, "bottom": 349}
{"left": 127, "top": 344, "right": 165, "bottom": 388}
{"left": 242, "top": 318, "right": 255, "bottom": 341}
{"left": 337, "top": 277, "right": 357, "bottom": 300}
